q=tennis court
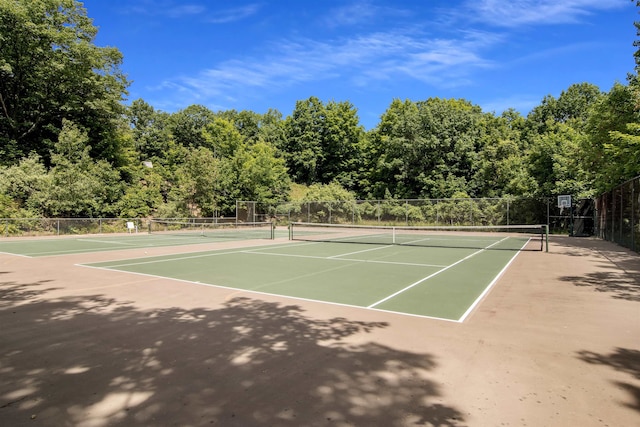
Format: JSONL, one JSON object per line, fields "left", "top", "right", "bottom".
{"left": 0, "top": 221, "right": 278, "bottom": 257}
{"left": 2, "top": 225, "right": 638, "bottom": 427}
{"left": 81, "top": 224, "right": 545, "bottom": 321}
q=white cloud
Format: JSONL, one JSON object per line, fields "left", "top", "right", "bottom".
{"left": 123, "top": 1, "right": 205, "bottom": 18}
{"left": 122, "top": 1, "right": 260, "bottom": 23}
{"left": 165, "top": 5, "right": 206, "bottom": 18}
{"left": 154, "top": 28, "right": 502, "bottom": 105}
{"left": 466, "top": 0, "right": 628, "bottom": 27}
{"left": 207, "top": 4, "right": 261, "bottom": 24}
{"left": 324, "top": 0, "right": 379, "bottom": 27}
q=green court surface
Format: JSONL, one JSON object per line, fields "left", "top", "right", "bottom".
{"left": 82, "top": 236, "right": 531, "bottom": 322}
{"left": 0, "top": 230, "right": 285, "bottom": 257}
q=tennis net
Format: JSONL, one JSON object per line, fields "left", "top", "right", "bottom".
{"left": 289, "top": 222, "right": 548, "bottom": 251}
{"left": 149, "top": 220, "right": 275, "bottom": 240}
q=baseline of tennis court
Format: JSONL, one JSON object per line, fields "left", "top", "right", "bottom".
{"left": 81, "top": 235, "right": 533, "bottom": 321}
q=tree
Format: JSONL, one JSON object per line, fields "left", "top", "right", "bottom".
{"left": 283, "top": 97, "right": 364, "bottom": 188}
{"left": 116, "top": 164, "right": 165, "bottom": 218}
{"left": 366, "top": 98, "right": 484, "bottom": 199}
{"left": 302, "top": 182, "right": 356, "bottom": 202}
{"left": 126, "top": 99, "right": 172, "bottom": 162}
{"left": 321, "top": 101, "right": 364, "bottom": 188}
{"left": 233, "top": 141, "right": 291, "bottom": 205}
{"left": 282, "top": 97, "right": 326, "bottom": 184}
{"left": 528, "top": 122, "right": 590, "bottom": 198}
{"left": 526, "top": 83, "right": 602, "bottom": 136}
{"left": 475, "top": 109, "right": 535, "bottom": 197}
{"left": 171, "top": 147, "right": 225, "bottom": 217}
{"left": 168, "top": 105, "right": 216, "bottom": 149}
{"left": 0, "top": 153, "right": 50, "bottom": 215}
{"left": 0, "top": 0, "right": 128, "bottom": 166}
{"left": 44, "top": 120, "right": 122, "bottom": 217}
{"left": 203, "top": 117, "right": 244, "bottom": 158}
{"left": 584, "top": 83, "right": 639, "bottom": 192}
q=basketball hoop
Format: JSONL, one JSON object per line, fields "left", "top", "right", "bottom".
{"left": 558, "top": 195, "right": 571, "bottom": 209}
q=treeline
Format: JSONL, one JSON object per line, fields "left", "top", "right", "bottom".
{"left": 1, "top": 1, "right": 640, "bottom": 219}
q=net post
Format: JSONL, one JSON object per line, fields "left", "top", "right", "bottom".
{"left": 392, "top": 226, "right": 396, "bottom": 244}
{"left": 544, "top": 224, "right": 549, "bottom": 252}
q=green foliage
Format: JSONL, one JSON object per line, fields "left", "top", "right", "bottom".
{"left": 367, "top": 98, "right": 484, "bottom": 199}
{"left": 0, "top": 0, "right": 128, "bottom": 166}
{"left": 0, "top": 153, "right": 50, "bottom": 214}
{"left": 203, "top": 118, "right": 245, "bottom": 158}
{"left": 170, "top": 147, "right": 223, "bottom": 217}
{"left": 302, "top": 182, "right": 356, "bottom": 202}
{"left": 43, "top": 121, "right": 123, "bottom": 217}
{"left": 607, "top": 123, "right": 640, "bottom": 180}
{"left": 282, "top": 97, "right": 364, "bottom": 188}
{"left": 475, "top": 110, "right": 534, "bottom": 197}
{"left": 527, "top": 122, "right": 591, "bottom": 198}
{"left": 233, "top": 141, "right": 291, "bottom": 205}
{"left": 126, "top": 99, "right": 172, "bottom": 161}
{"left": 583, "top": 83, "right": 639, "bottom": 192}
{"left": 282, "top": 97, "right": 326, "bottom": 184}
{"left": 116, "top": 166, "right": 164, "bottom": 218}
{"left": 526, "top": 83, "right": 603, "bottom": 135}
{"left": 168, "top": 105, "right": 215, "bottom": 149}
{"left": 2, "top": 0, "right": 640, "bottom": 220}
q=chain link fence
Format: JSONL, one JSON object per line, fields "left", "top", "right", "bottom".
{"left": 595, "top": 176, "right": 640, "bottom": 252}
{"left": 0, "top": 216, "right": 240, "bottom": 237}
{"left": 0, "top": 218, "right": 143, "bottom": 237}
{"left": 1, "top": 196, "right": 602, "bottom": 238}
{"left": 268, "top": 197, "right": 592, "bottom": 235}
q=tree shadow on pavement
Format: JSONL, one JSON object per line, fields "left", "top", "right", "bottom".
{"left": 577, "top": 348, "right": 640, "bottom": 415}
{"left": 552, "top": 237, "right": 640, "bottom": 302}
{"left": 558, "top": 271, "right": 640, "bottom": 302}
{"left": 0, "top": 280, "right": 466, "bottom": 426}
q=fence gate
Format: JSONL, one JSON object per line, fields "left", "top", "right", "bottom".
{"left": 236, "top": 201, "right": 256, "bottom": 223}
{"left": 572, "top": 199, "right": 595, "bottom": 237}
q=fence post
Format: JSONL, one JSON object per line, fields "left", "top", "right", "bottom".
{"left": 632, "top": 184, "right": 636, "bottom": 252}
{"left": 620, "top": 190, "right": 624, "bottom": 244}
{"left": 405, "top": 200, "right": 408, "bottom": 226}
{"left": 352, "top": 201, "right": 355, "bottom": 224}
{"left": 546, "top": 199, "right": 550, "bottom": 228}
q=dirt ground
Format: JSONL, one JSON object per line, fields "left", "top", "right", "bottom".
{"left": 0, "top": 236, "right": 638, "bottom": 426}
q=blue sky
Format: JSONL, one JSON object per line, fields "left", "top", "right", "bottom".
{"left": 86, "top": 0, "right": 637, "bottom": 129}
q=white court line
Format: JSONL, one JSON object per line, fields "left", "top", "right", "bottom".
{"left": 78, "top": 239, "right": 139, "bottom": 246}
{"left": 0, "top": 251, "right": 32, "bottom": 258}
{"left": 81, "top": 241, "right": 323, "bottom": 269}
{"left": 242, "top": 249, "right": 447, "bottom": 268}
{"left": 78, "top": 264, "right": 460, "bottom": 323}
{"left": 327, "top": 244, "right": 393, "bottom": 259}
{"left": 77, "top": 236, "right": 529, "bottom": 323}
{"left": 367, "top": 236, "right": 510, "bottom": 308}
{"left": 457, "top": 237, "right": 531, "bottom": 322}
